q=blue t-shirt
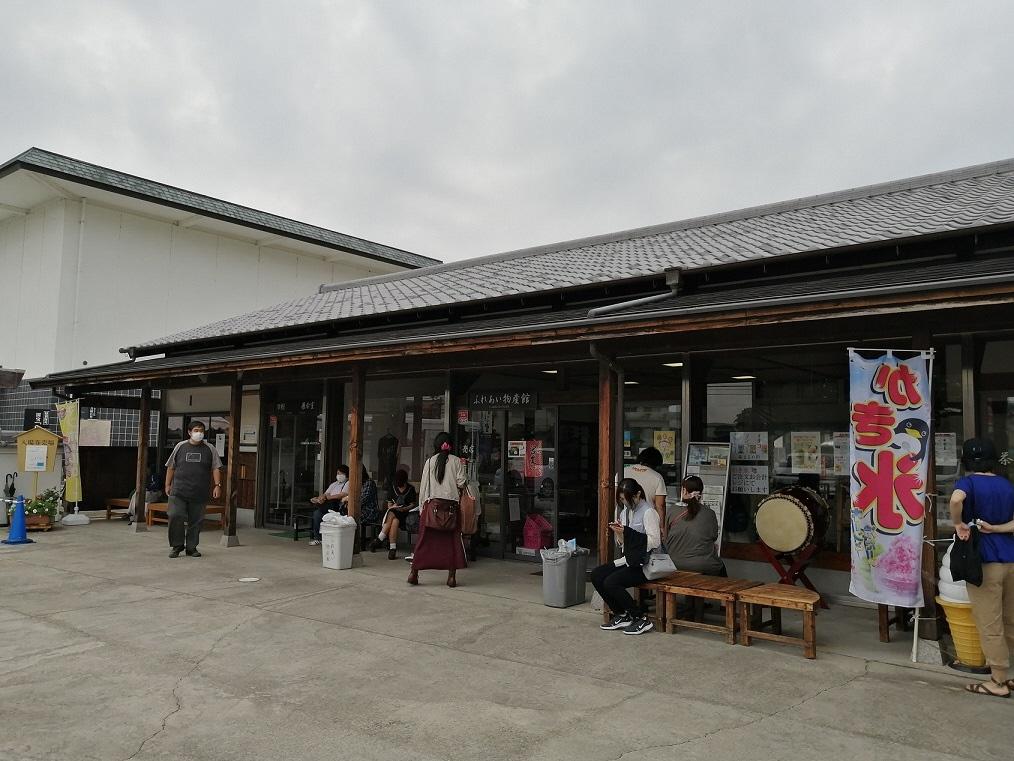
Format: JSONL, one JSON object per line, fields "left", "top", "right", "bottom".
{"left": 956, "top": 474, "right": 1014, "bottom": 564}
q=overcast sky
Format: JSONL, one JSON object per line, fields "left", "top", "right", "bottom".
{"left": 4, "top": 0, "right": 1014, "bottom": 263}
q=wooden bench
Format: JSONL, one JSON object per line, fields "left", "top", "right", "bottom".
{"left": 628, "top": 572, "right": 701, "bottom": 633}
{"left": 147, "top": 502, "right": 227, "bottom": 529}
{"left": 736, "top": 583, "right": 821, "bottom": 659}
{"left": 105, "top": 498, "right": 131, "bottom": 520}
{"left": 659, "top": 576, "right": 763, "bottom": 644}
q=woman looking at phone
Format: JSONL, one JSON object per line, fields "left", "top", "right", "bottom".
{"left": 590, "top": 478, "right": 661, "bottom": 636}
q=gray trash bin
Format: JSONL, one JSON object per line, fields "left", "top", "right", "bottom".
{"left": 541, "top": 546, "right": 590, "bottom": 608}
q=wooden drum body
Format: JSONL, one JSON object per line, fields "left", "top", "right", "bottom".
{"left": 755, "top": 486, "right": 830, "bottom": 554}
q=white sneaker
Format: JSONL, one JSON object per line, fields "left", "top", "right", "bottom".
{"left": 404, "top": 554, "right": 414, "bottom": 562}
{"left": 309, "top": 540, "right": 321, "bottom": 546}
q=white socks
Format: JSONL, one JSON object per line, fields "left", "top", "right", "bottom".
{"left": 390, "top": 542, "right": 397, "bottom": 550}
{"left": 378, "top": 532, "right": 387, "bottom": 542}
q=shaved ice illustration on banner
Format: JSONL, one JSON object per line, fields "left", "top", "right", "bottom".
{"left": 848, "top": 349, "right": 933, "bottom": 607}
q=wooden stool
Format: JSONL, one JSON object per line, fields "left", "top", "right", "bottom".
{"left": 736, "top": 583, "right": 820, "bottom": 659}
{"left": 661, "top": 576, "right": 762, "bottom": 644}
{"left": 105, "top": 498, "right": 131, "bottom": 520}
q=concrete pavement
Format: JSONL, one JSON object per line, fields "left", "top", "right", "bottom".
{"left": 1, "top": 520, "right": 1010, "bottom": 761}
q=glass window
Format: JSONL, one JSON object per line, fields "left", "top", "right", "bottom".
{"left": 621, "top": 357, "right": 684, "bottom": 497}
{"left": 343, "top": 377, "right": 447, "bottom": 495}
{"left": 931, "top": 342, "right": 963, "bottom": 535}
{"left": 978, "top": 338, "right": 1014, "bottom": 479}
{"left": 700, "top": 345, "right": 849, "bottom": 552}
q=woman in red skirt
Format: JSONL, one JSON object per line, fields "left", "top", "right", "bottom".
{"left": 409, "top": 432, "right": 468, "bottom": 588}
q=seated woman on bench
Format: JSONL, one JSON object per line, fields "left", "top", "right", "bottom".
{"left": 591, "top": 478, "right": 661, "bottom": 636}
{"left": 370, "top": 469, "right": 418, "bottom": 559}
{"left": 309, "top": 465, "right": 349, "bottom": 546}
{"left": 665, "top": 475, "right": 726, "bottom": 575}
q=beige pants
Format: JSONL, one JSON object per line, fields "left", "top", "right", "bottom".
{"left": 966, "top": 562, "right": 1014, "bottom": 675}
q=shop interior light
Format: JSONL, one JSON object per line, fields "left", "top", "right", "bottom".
{"left": 541, "top": 369, "right": 558, "bottom": 374}
{"left": 624, "top": 380, "right": 639, "bottom": 385}
{"left": 732, "top": 375, "right": 757, "bottom": 380}
{"left": 662, "top": 361, "right": 684, "bottom": 367}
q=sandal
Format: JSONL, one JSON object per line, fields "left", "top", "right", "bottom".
{"left": 965, "top": 679, "right": 1011, "bottom": 699}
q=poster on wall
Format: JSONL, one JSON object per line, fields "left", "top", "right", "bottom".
{"left": 507, "top": 440, "right": 526, "bottom": 458}
{"left": 730, "top": 431, "right": 769, "bottom": 461}
{"left": 79, "top": 418, "right": 112, "bottom": 447}
{"left": 832, "top": 432, "right": 849, "bottom": 476}
{"left": 524, "top": 439, "right": 544, "bottom": 479}
{"left": 934, "top": 432, "right": 958, "bottom": 467}
{"left": 790, "top": 432, "right": 821, "bottom": 474}
{"left": 653, "top": 430, "right": 677, "bottom": 465}
{"left": 848, "top": 348, "right": 934, "bottom": 608}
{"left": 730, "top": 464, "right": 769, "bottom": 495}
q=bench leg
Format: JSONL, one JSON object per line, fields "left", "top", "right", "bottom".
{"left": 665, "top": 592, "right": 675, "bottom": 634}
{"left": 878, "top": 604, "right": 890, "bottom": 642}
{"left": 803, "top": 609, "right": 817, "bottom": 659}
{"left": 739, "top": 602, "right": 751, "bottom": 646}
{"left": 725, "top": 599, "right": 737, "bottom": 644}
{"left": 772, "top": 606, "right": 783, "bottom": 636}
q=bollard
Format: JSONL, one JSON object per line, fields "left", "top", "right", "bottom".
{"left": 2, "top": 495, "right": 35, "bottom": 545}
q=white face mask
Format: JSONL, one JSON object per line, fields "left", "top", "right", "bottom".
{"left": 335, "top": 474, "right": 347, "bottom": 484}
{"left": 189, "top": 431, "right": 205, "bottom": 443}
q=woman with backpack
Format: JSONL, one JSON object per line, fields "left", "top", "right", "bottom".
{"left": 949, "top": 438, "right": 1014, "bottom": 699}
{"left": 408, "top": 432, "right": 468, "bottom": 588}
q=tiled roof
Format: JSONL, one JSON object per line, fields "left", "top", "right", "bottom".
{"left": 35, "top": 253, "right": 1014, "bottom": 388}
{"left": 0, "top": 148, "right": 438, "bottom": 269}
{"left": 133, "top": 156, "right": 1014, "bottom": 352}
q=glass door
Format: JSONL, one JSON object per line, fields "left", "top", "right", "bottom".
{"left": 264, "top": 406, "right": 322, "bottom": 527}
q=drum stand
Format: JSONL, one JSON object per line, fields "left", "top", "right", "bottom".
{"left": 758, "top": 542, "right": 829, "bottom": 609}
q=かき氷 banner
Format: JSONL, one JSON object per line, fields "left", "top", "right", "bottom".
{"left": 848, "top": 349, "right": 933, "bottom": 608}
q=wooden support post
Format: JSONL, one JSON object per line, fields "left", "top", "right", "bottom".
{"left": 347, "top": 365, "right": 365, "bottom": 560}
{"left": 221, "top": 378, "right": 242, "bottom": 547}
{"left": 129, "top": 386, "right": 151, "bottom": 533}
{"left": 597, "top": 360, "right": 617, "bottom": 565}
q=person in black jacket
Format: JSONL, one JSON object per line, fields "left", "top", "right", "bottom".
{"left": 370, "top": 469, "right": 418, "bottom": 560}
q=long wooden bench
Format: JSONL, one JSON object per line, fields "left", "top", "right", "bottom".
{"left": 660, "top": 576, "right": 763, "bottom": 644}
{"left": 736, "top": 583, "right": 820, "bottom": 659}
{"left": 598, "top": 572, "right": 698, "bottom": 630}
{"left": 146, "top": 502, "right": 227, "bottom": 529}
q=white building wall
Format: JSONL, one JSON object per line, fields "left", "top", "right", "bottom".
{"left": 3, "top": 198, "right": 402, "bottom": 378}
{"left": 0, "top": 200, "right": 68, "bottom": 377}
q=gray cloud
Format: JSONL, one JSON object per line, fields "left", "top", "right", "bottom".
{"left": 4, "top": 0, "right": 1014, "bottom": 263}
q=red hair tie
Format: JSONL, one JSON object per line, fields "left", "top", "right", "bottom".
{"left": 440, "top": 442, "right": 452, "bottom": 452}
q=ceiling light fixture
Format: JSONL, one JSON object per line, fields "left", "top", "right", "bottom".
{"left": 732, "top": 375, "right": 757, "bottom": 380}
{"left": 662, "top": 362, "right": 684, "bottom": 368}
{"left": 624, "top": 380, "right": 639, "bottom": 385}
{"left": 542, "top": 370, "right": 558, "bottom": 374}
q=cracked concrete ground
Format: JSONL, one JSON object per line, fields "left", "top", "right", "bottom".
{"left": 1, "top": 520, "right": 1011, "bottom": 761}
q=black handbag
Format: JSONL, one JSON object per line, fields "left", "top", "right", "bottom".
{"left": 951, "top": 525, "right": 983, "bottom": 586}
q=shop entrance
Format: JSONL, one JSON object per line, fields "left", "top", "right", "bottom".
{"left": 263, "top": 399, "right": 322, "bottom": 528}
{"left": 458, "top": 404, "right": 598, "bottom": 560}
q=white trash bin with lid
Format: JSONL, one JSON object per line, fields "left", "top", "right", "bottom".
{"left": 320, "top": 515, "right": 357, "bottom": 570}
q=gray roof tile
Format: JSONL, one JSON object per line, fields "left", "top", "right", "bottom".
{"left": 134, "top": 156, "right": 1014, "bottom": 352}
{"left": 1, "top": 148, "right": 438, "bottom": 270}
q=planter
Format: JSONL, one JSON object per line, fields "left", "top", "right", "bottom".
{"left": 25, "top": 514, "right": 55, "bottom": 531}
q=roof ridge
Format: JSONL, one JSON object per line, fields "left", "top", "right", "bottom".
{"left": 318, "top": 155, "right": 1014, "bottom": 294}
{"left": 3, "top": 147, "right": 439, "bottom": 266}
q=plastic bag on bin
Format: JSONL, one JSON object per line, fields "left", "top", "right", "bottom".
{"left": 540, "top": 539, "right": 588, "bottom": 563}
{"left": 321, "top": 512, "right": 356, "bottom": 527}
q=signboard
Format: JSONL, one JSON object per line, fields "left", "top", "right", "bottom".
{"left": 934, "top": 432, "right": 958, "bottom": 467}
{"left": 468, "top": 391, "right": 537, "bottom": 410}
{"left": 653, "top": 430, "right": 677, "bottom": 465}
{"left": 16, "top": 426, "right": 60, "bottom": 473}
{"left": 832, "top": 432, "right": 849, "bottom": 476}
{"left": 684, "top": 442, "right": 732, "bottom": 553}
{"left": 848, "top": 348, "right": 933, "bottom": 608}
{"left": 23, "top": 408, "right": 53, "bottom": 430}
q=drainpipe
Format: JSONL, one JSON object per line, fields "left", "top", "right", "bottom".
{"left": 588, "top": 267, "right": 683, "bottom": 317}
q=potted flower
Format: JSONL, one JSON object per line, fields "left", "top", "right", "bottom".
{"left": 7, "top": 486, "right": 63, "bottom": 530}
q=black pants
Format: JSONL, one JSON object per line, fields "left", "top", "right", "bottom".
{"left": 591, "top": 562, "right": 647, "bottom": 617}
{"left": 312, "top": 507, "right": 327, "bottom": 540}
{"left": 167, "top": 495, "right": 206, "bottom": 551}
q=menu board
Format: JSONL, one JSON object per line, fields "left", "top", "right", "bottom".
{"left": 684, "top": 442, "right": 731, "bottom": 553}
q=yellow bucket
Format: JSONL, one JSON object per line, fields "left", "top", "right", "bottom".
{"left": 936, "top": 596, "right": 985, "bottom": 667}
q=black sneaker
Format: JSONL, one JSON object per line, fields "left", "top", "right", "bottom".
{"left": 169, "top": 548, "right": 183, "bottom": 558}
{"left": 388, "top": 548, "right": 397, "bottom": 560}
{"left": 623, "top": 617, "right": 654, "bottom": 636}
{"left": 369, "top": 539, "right": 383, "bottom": 553}
{"left": 186, "top": 549, "right": 202, "bottom": 558}
{"left": 600, "top": 612, "right": 634, "bottom": 631}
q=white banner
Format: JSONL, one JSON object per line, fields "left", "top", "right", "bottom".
{"left": 848, "top": 349, "right": 933, "bottom": 607}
